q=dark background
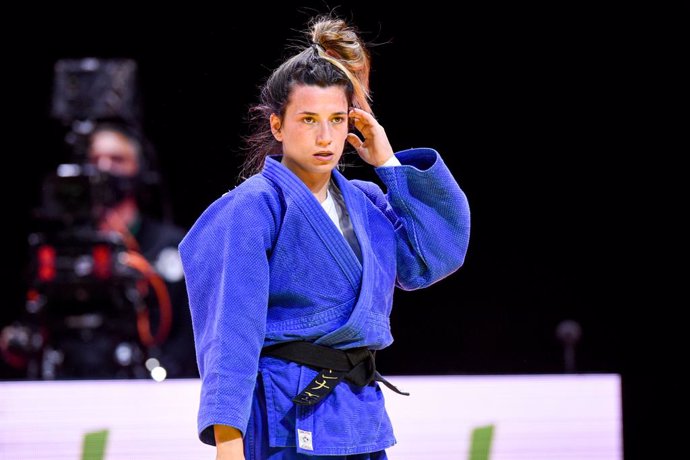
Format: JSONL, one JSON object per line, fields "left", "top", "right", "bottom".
{"left": 3, "top": 2, "right": 675, "bottom": 458}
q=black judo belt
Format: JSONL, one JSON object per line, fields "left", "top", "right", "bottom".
{"left": 261, "top": 341, "right": 410, "bottom": 406}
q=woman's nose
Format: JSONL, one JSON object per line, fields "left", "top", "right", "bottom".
{"left": 316, "top": 121, "right": 332, "bottom": 146}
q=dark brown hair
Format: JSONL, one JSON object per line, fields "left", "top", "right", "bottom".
{"left": 239, "top": 15, "right": 372, "bottom": 180}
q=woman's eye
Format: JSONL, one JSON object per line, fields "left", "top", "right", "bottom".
{"left": 332, "top": 116, "right": 345, "bottom": 124}
{"left": 303, "top": 117, "right": 315, "bottom": 124}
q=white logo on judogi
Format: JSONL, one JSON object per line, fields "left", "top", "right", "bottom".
{"left": 298, "top": 429, "right": 313, "bottom": 451}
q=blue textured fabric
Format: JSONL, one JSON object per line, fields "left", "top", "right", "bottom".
{"left": 179, "top": 147, "right": 470, "bottom": 455}
{"left": 246, "top": 369, "right": 389, "bottom": 459}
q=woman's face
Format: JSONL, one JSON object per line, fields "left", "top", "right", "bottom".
{"left": 271, "top": 84, "right": 349, "bottom": 182}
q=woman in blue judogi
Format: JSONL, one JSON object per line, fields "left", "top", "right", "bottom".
{"left": 179, "top": 15, "right": 470, "bottom": 460}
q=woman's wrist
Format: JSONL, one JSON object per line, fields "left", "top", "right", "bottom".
{"left": 378, "top": 155, "right": 401, "bottom": 168}
{"left": 215, "top": 424, "right": 243, "bottom": 451}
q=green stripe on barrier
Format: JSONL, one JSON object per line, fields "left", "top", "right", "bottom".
{"left": 469, "top": 424, "right": 494, "bottom": 460}
{"left": 81, "top": 429, "right": 109, "bottom": 460}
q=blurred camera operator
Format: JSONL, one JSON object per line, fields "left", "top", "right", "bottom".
{"left": 85, "top": 121, "right": 198, "bottom": 378}
{"left": 1, "top": 121, "right": 198, "bottom": 380}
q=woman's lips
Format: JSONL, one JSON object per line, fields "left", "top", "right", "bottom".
{"left": 313, "top": 152, "right": 334, "bottom": 161}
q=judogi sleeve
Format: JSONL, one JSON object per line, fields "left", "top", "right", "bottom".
{"left": 178, "top": 186, "right": 278, "bottom": 445}
{"left": 373, "top": 147, "right": 471, "bottom": 290}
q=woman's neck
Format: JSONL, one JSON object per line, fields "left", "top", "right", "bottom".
{"left": 311, "top": 180, "right": 330, "bottom": 203}
{"left": 279, "top": 157, "right": 331, "bottom": 202}
{"left": 293, "top": 170, "right": 331, "bottom": 203}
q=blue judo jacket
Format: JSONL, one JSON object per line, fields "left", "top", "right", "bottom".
{"left": 179, "top": 148, "right": 470, "bottom": 455}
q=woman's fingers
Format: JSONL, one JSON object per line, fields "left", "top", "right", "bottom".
{"left": 347, "top": 133, "right": 364, "bottom": 150}
{"left": 348, "top": 107, "right": 376, "bottom": 133}
{"left": 348, "top": 107, "right": 394, "bottom": 166}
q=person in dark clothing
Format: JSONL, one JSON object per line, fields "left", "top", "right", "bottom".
{"left": 85, "top": 123, "right": 198, "bottom": 378}
{"left": 0, "top": 122, "right": 197, "bottom": 379}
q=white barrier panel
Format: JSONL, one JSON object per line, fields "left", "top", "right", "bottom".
{"left": 0, "top": 374, "right": 621, "bottom": 459}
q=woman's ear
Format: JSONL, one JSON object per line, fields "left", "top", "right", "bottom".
{"left": 270, "top": 114, "right": 283, "bottom": 142}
